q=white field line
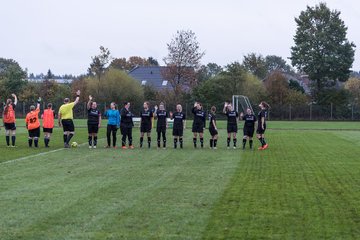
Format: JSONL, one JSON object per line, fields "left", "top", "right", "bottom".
{"left": 1, "top": 139, "right": 105, "bottom": 165}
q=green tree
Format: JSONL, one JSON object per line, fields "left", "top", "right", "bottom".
{"left": 0, "top": 58, "right": 27, "bottom": 100}
{"left": 197, "top": 63, "right": 223, "bottom": 82}
{"left": 242, "top": 53, "right": 267, "bottom": 79}
{"left": 86, "top": 68, "right": 144, "bottom": 108}
{"left": 290, "top": 2, "right": 356, "bottom": 99}
{"left": 289, "top": 80, "right": 305, "bottom": 93}
{"left": 88, "top": 46, "right": 111, "bottom": 82}
{"left": 265, "top": 55, "right": 293, "bottom": 73}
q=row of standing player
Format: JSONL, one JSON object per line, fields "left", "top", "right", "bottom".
{"left": 2, "top": 91, "right": 269, "bottom": 150}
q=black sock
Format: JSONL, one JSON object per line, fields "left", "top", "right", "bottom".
{"left": 6, "top": 136, "right": 10, "bottom": 146}
{"left": 180, "top": 138, "right": 183, "bottom": 148}
{"left": 210, "top": 139, "right": 213, "bottom": 148}
{"left": 11, "top": 136, "right": 16, "bottom": 146}
{"left": 200, "top": 138, "right": 204, "bottom": 148}
{"left": 148, "top": 137, "right": 151, "bottom": 148}
{"left": 44, "top": 138, "right": 48, "bottom": 147}
{"left": 214, "top": 139, "right": 217, "bottom": 148}
{"left": 262, "top": 138, "right": 267, "bottom": 146}
{"left": 140, "top": 137, "right": 144, "bottom": 147}
{"left": 174, "top": 138, "right": 178, "bottom": 148}
{"left": 243, "top": 138, "right": 247, "bottom": 149}
{"left": 34, "top": 138, "right": 39, "bottom": 148}
{"left": 249, "top": 140, "right": 253, "bottom": 149}
{"left": 157, "top": 139, "right": 161, "bottom": 148}
{"left": 88, "top": 136, "right": 92, "bottom": 146}
{"left": 66, "top": 133, "right": 74, "bottom": 145}
{"left": 193, "top": 138, "right": 197, "bottom": 148}
{"left": 94, "top": 136, "right": 98, "bottom": 146}
{"left": 63, "top": 134, "right": 68, "bottom": 143}
{"left": 28, "top": 138, "right": 33, "bottom": 147}
{"left": 233, "top": 138, "right": 237, "bottom": 147}
{"left": 227, "top": 138, "right": 230, "bottom": 147}
{"left": 163, "top": 138, "right": 166, "bottom": 148}
{"left": 258, "top": 137, "right": 263, "bottom": 146}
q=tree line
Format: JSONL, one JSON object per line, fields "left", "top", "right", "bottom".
{"left": 1, "top": 2, "right": 359, "bottom": 118}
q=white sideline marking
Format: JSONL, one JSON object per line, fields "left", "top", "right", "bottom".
{"left": 1, "top": 148, "right": 65, "bottom": 165}
{"left": 0, "top": 140, "right": 103, "bottom": 165}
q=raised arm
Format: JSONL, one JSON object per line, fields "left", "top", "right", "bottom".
{"left": 36, "top": 97, "right": 41, "bottom": 110}
{"left": 74, "top": 90, "right": 81, "bottom": 106}
{"left": 12, "top": 94, "right": 18, "bottom": 105}
{"left": 223, "top": 102, "right": 228, "bottom": 114}
{"left": 87, "top": 95, "right": 92, "bottom": 110}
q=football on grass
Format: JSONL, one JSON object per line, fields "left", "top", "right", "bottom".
{"left": 71, "top": 142, "right": 78, "bottom": 148}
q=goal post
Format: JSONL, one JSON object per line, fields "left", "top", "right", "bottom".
{"left": 232, "top": 95, "right": 254, "bottom": 114}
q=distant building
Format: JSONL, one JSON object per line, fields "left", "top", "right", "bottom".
{"left": 27, "top": 78, "right": 73, "bottom": 84}
{"left": 128, "top": 66, "right": 171, "bottom": 90}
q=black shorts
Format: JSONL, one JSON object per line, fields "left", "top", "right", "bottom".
{"left": 173, "top": 128, "right": 184, "bottom": 137}
{"left": 140, "top": 123, "right": 152, "bottom": 133}
{"left": 120, "top": 126, "right": 132, "bottom": 135}
{"left": 243, "top": 127, "right": 255, "bottom": 137}
{"left": 88, "top": 124, "right": 99, "bottom": 134}
{"left": 192, "top": 124, "right": 204, "bottom": 133}
{"left": 209, "top": 128, "right": 218, "bottom": 137}
{"left": 4, "top": 123, "right": 16, "bottom": 130}
{"left": 256, "top": 126, "right": 266, "bottom": 135}
{"left": 157, "top": 125, "right": 166, "bottom": 133}
{"left": 28, "top": 127, "right": 40, "bottom": 138}
{"left": 227, "top": 124, "right": 238, "bottom": 133}
{"left": 62, "top": 119, "right": 74, "bottom": 132}
{"left": 43, "top": 128, "right": 53, "bottom": 133}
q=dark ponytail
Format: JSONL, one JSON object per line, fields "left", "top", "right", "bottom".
{"left": 261, "top": 101, "right": 271, "bottom": 109}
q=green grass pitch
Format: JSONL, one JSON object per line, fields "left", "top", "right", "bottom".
{"left": 0, "top": 121, "right": 359, "bottom": 239}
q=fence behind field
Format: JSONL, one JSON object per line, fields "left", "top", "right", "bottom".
{"left": 6, "top": 101, "right": 360, "bottom": 121}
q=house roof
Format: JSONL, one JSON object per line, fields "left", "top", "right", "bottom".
{"left": 128, "top": 66, "right": 171, "bottom": 90}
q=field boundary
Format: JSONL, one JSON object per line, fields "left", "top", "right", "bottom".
{"left": 269, "top": 128, "right": 360, "bottom": 131}
{"left": 0, "top": 138, "right": 106, "bottom": 165}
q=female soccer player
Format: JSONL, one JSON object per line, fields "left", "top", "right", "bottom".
{"left": 170, "top": 104, "right": 186, "bottom": 149}
{"left": 42, "top": 103, "right": 55, "bottom": 147}
{"left": 58, "top": 90, "right": 80, "bottom": 148}
{"left": 104, "top": 102, "right": 120, "bottom": 148}
{"left": 240, "top": 108, "right": 257, "bottom": 150}
{"left": 154, "top": 102, "right": 168, "bottom": 149}
{"left": 25, "top": 98, "right": 41, "bottom": 147}
{"left": 223, "top": 102, "right": 239, "bottom": 149}
{"left": 257, "top": 101, "right": 270, "bottom": 150}
{"left": 192, "top": 102, "right": 206, "bottom": 148}
{"left": 120, "top": 102, "right": 134, "bottom": 149}
{"left": 87, "top": 95, "right": 102, "bottom": 149}
{"left": 139, "top": 101, "right": 153, "bottom": 148}
{"left": 3, "top": 93, "right": 18, "bottom": 147}
{"left": 208, "top": 106, "right": 218, "bottom": 149}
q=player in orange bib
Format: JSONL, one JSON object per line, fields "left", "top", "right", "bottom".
{"left": 3, "top": 94, "right": 18, "bottom": 147}
{"left": 42, "top": 103, "right": 55, "bottom": 147}
{"left": 25, "top": 98, "right": 41, "bottom": 147}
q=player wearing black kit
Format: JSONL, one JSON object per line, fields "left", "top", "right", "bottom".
{"left": 120, "top": 102, "right": 134, "bottom": 149}
{"left": 170, "top": 104, "right": 186, "bottom": 149}
{"left": 139, "top": 101, "right": 154, "bottom": 148}
{"left": 208, "top": 106, "right": 218, "bottom": 149}
{"left": 192, "top": 102, "right": 206, "bottom": 148}
{"left": 257, "top": 101, "right": 270, "bottom": 150}
{"left": 223, "top": 102, "right": 239, "bottom": 149}
{"left": 87, "top": 95, "right": 102, "bottom": 149}
{"left": 240, "top": 108, "right": 256, "bottom": 150}
{"left": 154, "top": 102, "right": 168, "bottom": 149}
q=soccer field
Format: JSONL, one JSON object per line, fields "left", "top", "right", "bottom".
{"left": 0, "top": 121, "right": 359, "bottom": 239}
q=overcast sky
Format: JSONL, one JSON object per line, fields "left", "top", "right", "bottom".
{"left": 1, "top": 0, "right": 359, "bottom": 76}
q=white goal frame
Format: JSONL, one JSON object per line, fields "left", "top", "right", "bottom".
{"left": 232, "top": 95, "right": 253, "bottom": 113}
